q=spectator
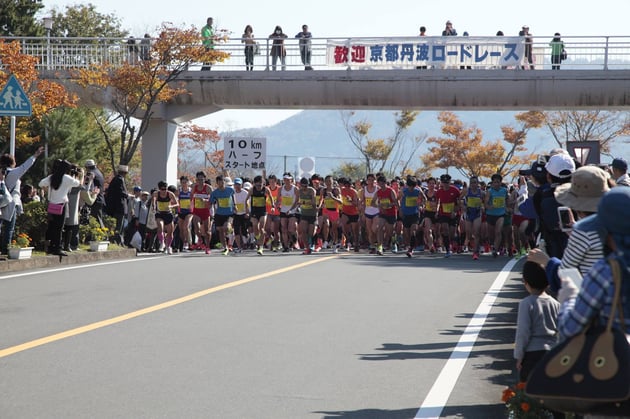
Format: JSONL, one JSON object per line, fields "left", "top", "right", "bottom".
{"left": 63, "top": 165, "right": 97, "bottom": 252}
{"left": 105, "top": 165, "right": 130, "bottom": 245}
{"left": 39, "top": 159, "right": 81, "bottom": 256}
{"left": 139, "top": 34, "right": 151, "bottom": 62}
{"left": 442, "top": 20, "right": 457, "bottom": 36}
{"left": 201, "top": 17, "right": 215, "bottom": 71}
{"left": 269, "top": 25, "right": 288, "bottom": 71}
{"left": 549, "top": 33, "right": 564, "bottom": 70}
{"left": 242, "top": 25, "right": 255, "bottom": 71}
{"left": 537, "top": 153, "right": 576, "bottom": 258}
{"left": 417, "top": 26, "right": 428, "bottom": 69}
{"left": 558, "top": 187, "right": 630, "bottom": 340}
{"left": 514, "top": 261, "right": 560, "bottom": 382}
{"left": 519, "top": 25, "right": 534, "bottom": 69}
{"left": 85, "top": 159, "right": 105, "bottom": 227}
{"left": 20, "top": 184, "right": 37, "bottom": 204}
{"left": 0, "top": 146, "right": 43, "bottom": 254}
{"left": 127, "top": 36, "right": 138, "bottom": 65}
{"left": 611, "top": 157, "right": 630, "bottom": 186}
{"left": 295, "top": 24, "right": 312, "bottom": 70}
{"left": 528, "top": 165, "right": 611, "bottom": 293}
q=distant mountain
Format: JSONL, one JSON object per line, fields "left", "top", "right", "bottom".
{"left": 184, "top": 110, "right": 628, "bottom": 177}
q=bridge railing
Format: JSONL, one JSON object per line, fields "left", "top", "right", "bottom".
{"left": 3, "top": 35, "right": 630, "bottom": 71}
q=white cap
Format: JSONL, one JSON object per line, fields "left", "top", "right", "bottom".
{"left": 545, "top": 154, "right": 575, "bottom": 178}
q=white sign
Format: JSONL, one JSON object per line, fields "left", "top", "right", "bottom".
{"left": 224, "top": 137, "right": 267, "bottom": 171}
{"left": 327, "top": 36, "right": 525, "bottom": 68}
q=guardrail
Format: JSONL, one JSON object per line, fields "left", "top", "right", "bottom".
{"left": 4, "top": 35, "right": 630, "bottom": 71}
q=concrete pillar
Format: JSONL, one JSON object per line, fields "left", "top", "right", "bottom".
{"left": 141, "top": 119, "right": 178, "bottom": 189}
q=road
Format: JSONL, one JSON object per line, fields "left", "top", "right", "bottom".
{"left": 0, "top": 250, "right": 525, "bottom": 419}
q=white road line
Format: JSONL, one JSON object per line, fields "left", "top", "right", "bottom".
{"left": 0, "top": 257, "right": 150, "bottom": 279}
{"left": 414, "top": 258, "right": 518, "bottom": 419}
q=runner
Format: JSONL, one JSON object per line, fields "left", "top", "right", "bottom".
{"left": 435, "top": 174, "right": 460, "bottom": 258}
{"left": 340, "top": 177, "right": 360, "bottom": 252}
{"left": 210, "top": 175, "right": 235, "bottom": 255}
{"left": 294, "top": 177, "right": 318, "bottom": 254}
{"left": 462, "top": 176, "right": 484, "bottom": 260}
{"left": 152, "top": 180, "right": 179, "bottom": 254}
{"left": 484, "top": 173, "right": 509, "bottom": 258}
{"left": 265, "top": 174, "right": 281, "bottom": 251}
{"left": 277, "top": 172, "right": 299, "bottom": 252}
{"left": 247, "top": 175, "right": 273, "bottom": 255}
{"left": 320, "top": 175, "right": 343, "bottom": 252}
{"left": 177, "top": 176, "right": 193, "bottom": 252}
{"left": 190, "top": 171, "right": 213, "bottom": 254}
{"left": 232, "top": 178, "right": 249, "bottom": 253}
{"left": 373, "top": 175, "right": 397, "bottom": 256}
{"left": 422, "top": 177, "right": 438, "bottom": 253}
{"left": 361, "top": 173, "right": 379, "bottom": 254}
{"left": 400, "top": 176, "right": 425, "bottom": 257}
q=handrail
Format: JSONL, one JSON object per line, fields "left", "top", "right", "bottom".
{"left": 2, "top": 35, "right": 629, "bottom": 71}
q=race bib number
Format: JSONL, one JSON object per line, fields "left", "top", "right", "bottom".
{"left": 157, "top": 201, "right": 170, "bottom": 212}
{"left": 380, "top": 198, "right": 391, "bottom": 208}
{"left": 179, "top": 198, "right": 190, "bottom": 210}
{"left": 343, "top": 195, "right": 352, "bottom": 206}
{"left": 442, "top": 202, "right": 455, "bottom": 214}
{"left": 405, "top": 196, "right": 417, "bottom": 207}
{"left": 425, "top": 201, "right": 436, "bottom": 211}
{"left": 235, "top": 202, "right": 245, "bottom": 213}
{"left": 467, "top": 197, "right": 482, "bottom": 208}
{"left": 365, "top": 197, "right": 373, "bottom": 207}
{"left": 493, "top": 196, "right": 506, "bottom": 208}
{"left": 252, "top": 196, "right": 265, "bottom": 207}
{"left": 324, "top": 197, "right": 336, "bottom": 208}
{"left": 281, "top": 195, "right": 293, "bottom": 206}
{"left": 218, "top": 197, "right": 231, "bottom": 208}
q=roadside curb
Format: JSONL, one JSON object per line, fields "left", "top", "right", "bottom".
{"left": 0, "top": 249, "right": 137, "bottom": 273}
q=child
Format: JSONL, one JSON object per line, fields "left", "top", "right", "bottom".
{"left": 514, "top": 261, "right": 560, "bottom": 382}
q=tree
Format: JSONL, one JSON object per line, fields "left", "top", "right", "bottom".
{"left": 542, "top": 110, "right": 630, "bottom": 155}
{"left": 0, "top": 0, "right": 44, "bottom": 36}
{"left": 421, "top": 111, "right": 505, "bottom": 179}
{"left": 75, "top": 22, "right": 230, "bottom": 173}
{"left": 497, "top": 111, "right": 544, "bottom": 177}
{"left": 178, "top": 123, "right": 223, "bottom": 179}
{"left": 0, "top": 40, "right": 76, "bottom": 175}
{"left": 341, "top": 110, "right": 422, "bottom": 176}
{"left": 331, "top": 161, "right": 366, "bottom": 181}
{"left": 47, "top": 4, "right": 128, "bottom": 38}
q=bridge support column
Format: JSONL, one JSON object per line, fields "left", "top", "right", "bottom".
{"left": 141, "top": 120, "right": 178, "bottom": 188}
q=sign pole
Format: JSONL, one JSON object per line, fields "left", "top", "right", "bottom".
{"left": 10, "top": 116, "right": 16, "bottom": 156}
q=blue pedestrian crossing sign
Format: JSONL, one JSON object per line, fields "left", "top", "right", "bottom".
{"left": 0, "top": 75, "right": 32, "bottom": 117}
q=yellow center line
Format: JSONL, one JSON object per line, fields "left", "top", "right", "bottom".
{"left": 0, "top": 255, "right": 337, "bottom": 359}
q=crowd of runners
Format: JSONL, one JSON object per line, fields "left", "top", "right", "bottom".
{"left": 136, "top": 168, "right": 539, "bottom": 259}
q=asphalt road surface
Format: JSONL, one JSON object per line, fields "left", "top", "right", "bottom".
{"left": 0, "top": 250, "right": 526, "bottom": 419}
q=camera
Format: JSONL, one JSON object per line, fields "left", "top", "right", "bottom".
{"left": 557, "top": 206, "right": 573, "bottom": 232}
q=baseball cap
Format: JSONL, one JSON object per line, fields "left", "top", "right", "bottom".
{"left": 224, "top": 176, "right": 234, "bottom": 186}
{"left": 598, "top": 187, "right": 630, "bottom": 236}
{"left": 133, "top": 186, "right": 142, "bottom": 192}
{"left": 554, "top": 166, "right": 610, "bottom": 213}
{"left": 234, "top": 177, "right": 243, "bottom": 185}
{"left": 545, "top": 154, "right": 575, "bottom": 178}
{"left": 612, "top": 157, "right": 628, "bottom": 172}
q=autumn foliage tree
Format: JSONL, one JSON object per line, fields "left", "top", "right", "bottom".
{"left": 0, "top": 40, "right": 76, "bottom": 154}
{"left": 75, "top": 23, "right": 230, "bottom": 173}
{"left": 177, "top": 123, "right": 223, "bottom": 179}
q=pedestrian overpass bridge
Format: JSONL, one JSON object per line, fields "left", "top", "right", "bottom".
{"left": 13, "top": 34, "right": 630, "bottom": 184}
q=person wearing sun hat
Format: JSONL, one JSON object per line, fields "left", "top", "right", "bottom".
{"left": 558, "top": 186, "right": 630, "bottom": 340}
{"left": 528, "top": 165, "right": 612, "bottom": 294}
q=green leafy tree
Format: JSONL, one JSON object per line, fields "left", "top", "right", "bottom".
{"left": 46, "top": 3, "right": 128, "bottom": 38}
{"left": 0, "top": 0, "right": 44, "bottom": 36}
{"left": 331, "top": 162, "right": 366, "bottom": 181}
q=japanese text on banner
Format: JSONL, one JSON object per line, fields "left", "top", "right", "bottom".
{"left": 224, "top": 137, "right": 267, "bottom": 171}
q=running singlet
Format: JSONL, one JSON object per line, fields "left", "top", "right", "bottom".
{"left": 191, "top": 184, "right": 211, "bottom": 211}
{"left": 178, "top": 189, "right": 191, "bottom": 215}
{"left": 266, "top": 186, "right": 279, "bottom": 216}
{"left": 323, "top": 188, "right": 340, "bottom": 211}
{"left": 251, "top": 186, "right": 267, "bottom": 214}
{"left": 233, "top": 189, "right": 249, "bottom": 215}
{"left": 156, "top": 192, "right": 171, "bottom": 213}
{"left": 341, "top": 186, "right": 359, "bottom": 216}
{"left": 210, "top": 187, "right": 235, "bottom": 216}
{"left": 424, "top": 190, "right": 437, "bottom": 212}
{"left": 486, "top": 187, "right": 508, "bottom": 217}
{"left": 299, "top": 189, "right": 316, "bottom": 217}
{"left": 436, "top": 186, "right": 460, "bottom": 216}
{"left": 400, "top": 187, "right": 421, "bottom": 216}
{"left": 376, "top": 187, "right": 397, "bottom": 217}
{"left": 465, "top": 188, "right": 483, "bottom": 220}
{"left": 363, "top": 186, "right": 379, "bottom": 216}
{"left": 279, "top": 185, "right": 297, "bottom": 214}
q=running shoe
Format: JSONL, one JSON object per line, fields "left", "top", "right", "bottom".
{"left": 472, "top": 252, "right": 479, "bottom": 260}
{"left": 406, "top": 249, "right": 413, "bottom": 258}
{"left": 391, "top": 243, "right": 398, "bottom": 253}
{"left": 166, "top": 246, "right": 172, "bottom": 255}
{"left": 302, "top": 248, "right": 311, "bottom": 255}
{"left": 333, "top": 246, "right": 338, "bottom": 254}
{"left": 257, "top": 247, "right": 263, "bottom": 255}
{"left": 222, "top": 248, "right": 230, "bottom": 256}
{"left": 445, "top": 251, "right": 451, "bottom": 258}
{"left": 492, "top": 250, "right": 498, "bottom": 258}
{"left": 369, "top": 247, "right": 376, "bottom": 254}
{"left": 205, "top": 248, "right": 211, "bottom": 255}
{"left": 377, "top": 245, "right": 383, "bottom": 256}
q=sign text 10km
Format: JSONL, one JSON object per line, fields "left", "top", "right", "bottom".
{"left": 223, "top": 137, "right": 267, "bottom": 172}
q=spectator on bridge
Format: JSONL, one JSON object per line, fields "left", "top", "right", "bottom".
{"left": 611, "top": 157, "right": 630, "bottom": 186}
{"left": 295, "top": 24, "right": 312, "bottom": 70}
{"left": 416, "top": 26, "right": 428, "bottom": 69}
{"left": 442, "top": 20, "right": 457, "bottom": 36}
{"left": 0, "top": 146, "right": 43, "bottom": 255}
{"left": 242, "top": 25, "right": 256, "bottom": 71}
{"left": 140, "top": 34, "right": 151, "bottom": 62}
{"left": 201, "top": 17, "right": 215, "bottom": 71}
{"left": 127, "top": 36, "right": 138, "bottom": 65}
{"left": 269, "top": 25, "right": 288, "bottom": 71}
{"left": 550, "top": 33, "right": 564, "bottom": 70}
{"left": 519, "top": 25, "right": 534, "bottom": 69}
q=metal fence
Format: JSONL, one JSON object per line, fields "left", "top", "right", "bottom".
{"left": 4, "top": 35, "right": 630, "bottom": 71}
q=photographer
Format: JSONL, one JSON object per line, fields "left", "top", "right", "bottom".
{"left": 63, "top": 165, "right": 98, "bottom": 251}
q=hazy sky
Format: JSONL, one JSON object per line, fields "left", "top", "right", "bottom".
{"left": 42, "top": 0, "right": 629, "bottom": 130}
